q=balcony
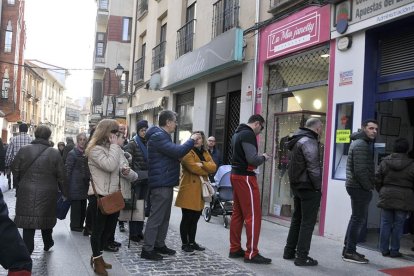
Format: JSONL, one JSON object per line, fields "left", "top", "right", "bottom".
{"left": 176, "top": 19, "right": 196, "bottom": 58}
{"left": 96, "top": 0, "right": 109, "bottom": 27}
{"left": 268, "top": 0, "right": 308, "bottom": 16}
{"left": 137, "top": 0, "right": 148, "bottom": 19}
{"left": 212, "top": 0, "right": 239, "bottom": 39}
{"left": 134, "top": 57, "right": 145, "bottom": 84}
{"left": 152, "top": 41, "right": 166, "bottom": 72}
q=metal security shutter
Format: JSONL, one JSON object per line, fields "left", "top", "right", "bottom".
{"left": 380, "top": 30, "right": 414, "bottom": 76}
{"left": 224, "top": 91, "right": 240, "bottom": 164}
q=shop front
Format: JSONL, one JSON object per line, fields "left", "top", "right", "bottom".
{"left": 257, "top": 5, "right": 331, "bottom": 231}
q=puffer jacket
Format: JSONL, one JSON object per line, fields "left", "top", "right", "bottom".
{"left": 124, "top": 135, "right": 148, "bottom": 182}
{"left": 12, "top": 139, "right": 67, "bottom": 229}
{"left": 375, "top": 153, "right": 414, "bottom": 211}
{"left": 145, "top": 126, "right": 194, "bottom": 189}
{"left": 346, "top": 131, "right": 375, "bottom": 191}
{"left": 175, "top": 149, "right": 217, "bottom": 211}
{"left": 87, "top": 144, "right": 123, "bottom": 196}
{"left": 287, "top": 127, "right": 322, "bottom": 191}
{"left": 65, "top": 147, "right": 89, "bottom": 200}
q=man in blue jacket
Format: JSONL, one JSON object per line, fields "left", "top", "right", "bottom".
{"left": 141, "top": 110, "right": 201, "bottom": 261}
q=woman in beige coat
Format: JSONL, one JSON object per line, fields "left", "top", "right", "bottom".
{"left": 175, "top": 131, "right": 216, "bottom": 252}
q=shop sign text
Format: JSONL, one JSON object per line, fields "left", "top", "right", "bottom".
{"left": 339, "top": 70, "right": 353, "bottom": 86}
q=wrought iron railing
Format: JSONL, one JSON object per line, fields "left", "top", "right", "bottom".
{"left": 137, "top": 0, "right": 148, "bottom": 18}
{"left": 176, "top": 19, "right": 196, "bottom": 58}
{"left": 98, "top": 0, "right": 108, "bottom": 11}
{"left": 212, "top": 0, "right": 239, "bottom": 39}
{"left": 152, "top": 41, "right": 166, "bottom": 72}
{"left": 134, "top": 57, "right": 145, "bottom": 84}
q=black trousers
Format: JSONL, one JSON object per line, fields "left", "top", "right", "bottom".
{"left": 0, "top": 190, "right": 32, "bottom": 272}
{"left": 84, "top": 195, "right": 96, "bottom": 233}
{"left": 180, "top": 208, "right": 202, "bottom": 245}
{"left": 22, "top": 229, "right": 53, "bottom": 255}
{"left": 70, "top": 199, "right": 87, "bottom": 229}
{"left": 284, "top": 189, "right": 321, "bottom": 259}
{"left": 89, "top": 196, "right": 119, "bottom": 257}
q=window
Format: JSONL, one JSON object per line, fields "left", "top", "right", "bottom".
{"left": 96, "top": 33, "right": 105, "bottom": 57}
{"left": 152, "top": 23, "right": 167, "bottom": 71}
{"left": 99, "top": 0, "right": 108, "bottom": 10}
{"left": 4, "top": 21, "right": 13, "bottom": 53}
{"left": 7, "top": 0, "right": 15, "bottom": 5}
{"left": 122, "top": 18, "right": 132, "bottom": 42}
{"left": 212, "top": 0, "right": 239, "bottom": 38}
{"left": 137, "top": 0, "right": 148, "bottom": 18}
{"left": 176, "top": 3, "right": 196, "bottom": 57}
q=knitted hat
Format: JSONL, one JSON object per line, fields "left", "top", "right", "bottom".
{"left": 136, "top": 120, "right": 148, "bottom": 131}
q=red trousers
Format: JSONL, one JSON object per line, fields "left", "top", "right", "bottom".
{"left": 229, "top": 174, "right": 262, "bottom": 259}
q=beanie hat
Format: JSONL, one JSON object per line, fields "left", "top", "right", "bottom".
{"left": 19, "top": 123, "right": 28, "bottom": 133}
{"left": 136, "top": 120, "right": 148, "bottom": 131}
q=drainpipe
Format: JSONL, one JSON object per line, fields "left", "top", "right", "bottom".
{"left": 128, "top": 0, "right": 139, "bottom": 134}
{"left": 252, "top": 0, "right": 260, "bottom": 115}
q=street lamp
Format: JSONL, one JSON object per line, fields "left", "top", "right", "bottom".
{"left": 112, "top": 64, "right": 124, "bottom": 118}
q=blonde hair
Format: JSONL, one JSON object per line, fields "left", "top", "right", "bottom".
{"left": 85, "top": 119, "right": 119, "bottom": 156}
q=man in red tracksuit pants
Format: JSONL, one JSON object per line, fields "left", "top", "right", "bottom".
{"left": 228, "top": 114, "right": 271, "bottom": 264}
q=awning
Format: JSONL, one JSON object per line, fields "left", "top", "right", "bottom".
{"left": 127, "top": 97, "right": 167, "bottom": 115}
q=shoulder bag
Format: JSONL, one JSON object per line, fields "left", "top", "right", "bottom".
{"left": 200, "top": 175, "right": 215, "bottom": 203}
{"left": 91, "top": 173, "right": 125, "bottom": 215}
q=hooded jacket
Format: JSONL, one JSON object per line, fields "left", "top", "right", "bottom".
{"left": 287, "top": 127, "right": 322, "bottom": 191}
{"left": 375, "top": 153, "right": 414, "bottom": 211}
{"left": 145, "top": 126, "right": 194, "bottom": 189}
{"left": 231, "top": 124, "right": 265, "bottom": 176}
{"left": 345, "top": 131, "right": 375, "bottom": 191}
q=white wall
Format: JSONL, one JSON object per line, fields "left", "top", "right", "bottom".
{"left": 324, "top": 32, "right": 367, "bottom": 241}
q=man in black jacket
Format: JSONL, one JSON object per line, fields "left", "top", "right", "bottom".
{"left": 343, "top": 119, "right": 378, "bottom": 264}
{"left": 228, "top": 114, "right": 271, "bottom": 264}
{"left": 283, "top": 118, "right": 323, "bottom": 266}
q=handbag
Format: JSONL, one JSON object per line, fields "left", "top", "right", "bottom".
{"left": 200, "top": 176, "right": 215, "bottom": 203}
{"left": 124, "top": 198, "right": 136, "bottom": 210}
{"left": 56, "top": 192, "right": 71, "bottom": 220}
{"left": 91, "top": 174, "right": 125, "bottom": 215}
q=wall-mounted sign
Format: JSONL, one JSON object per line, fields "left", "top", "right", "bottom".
{"left": 336, "top": 129, "right": 351, "bottom": 143}
{"left": 339, "top": 70, "right": 353, "bottom": 86}
{"left": 337, "top": 36, "right": 352, "bottom": 51}
{"left": 334, "top": 0, "right": 352, "bottom": 34}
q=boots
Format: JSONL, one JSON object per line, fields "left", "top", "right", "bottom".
{"left": 92, "top": 256, "right": 108, "bottom": 276}
{"left": 90, "top": 256, "right": 112, "bottom": 269}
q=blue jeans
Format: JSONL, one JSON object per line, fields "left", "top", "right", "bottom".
{"left": 344, "top": 187, "right": 372, "bottom": 254}
{"left": 379, "top": 209, "right": 407, "bottom": 254}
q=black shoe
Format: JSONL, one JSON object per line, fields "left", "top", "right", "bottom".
{"left": 103, "top": 244, "right": 119, "bottom": 252}
{"left": 138, "top": 232, "right": 144, "bottom": 240}
{"left": 112, "top": 241, "right": 121, "bottom": 247}
{"left": 244, "top": 254, "right": 272, "bottom": 264}
{"left": 70, "top": 227, "right": 83, "bottom": 232}
{"left": 141, "top": 249, "right": 163, "bottom": 261}
{"left": 294, "top": 256, "right": 318, "bottom": 266}
{"left": 44, "top": 240, "right": 54, "bottom": 252}
{"left": 229, "top": 249, "right": 245, "bottom": 258}
{"left": 342, "top": 247, "right": 365, "bottom": 258}
{"left": 342, "top": 252, "right": 369, "bottom": 264}
{"left": 190, "top": 243, "right": 205, "bottom": 251}
{"left": 182, "top": 244, "right": 194, "bottom": 252}
{"left": 130, "top": 236, "right": 141, "bottom": 243}
{"left": 382, "top": 251, "right": 390, "bottom": 257}
{"left": 83, "top": 228, "right": 91, "bottom": 236}
{"left": 390, "top": 252, "right": 402, "bottom": 258}
{"left": 154, "top": 246, "right": 176, "bottom": 255}
{"left": 119, "top": 224, "right": 125, "bottom": 232}
{"left": 283, "top": 249, "right": 296, "bottom": 260}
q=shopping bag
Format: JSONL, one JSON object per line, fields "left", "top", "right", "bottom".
{"left": 56, "top": 192, "right": 71, "bottom": 220}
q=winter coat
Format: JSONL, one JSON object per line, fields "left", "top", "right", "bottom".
{"left": 87, "top": 144, "right": 123, "bottom": 196}
{"left": 124, "top": 136, "right": 148, "bottom": 183}
{"left": 119, "top": 151, "right": 140, "bottom": 221}
{"left": 375, "top": 153, "right": 414, "bottom": 211}
{"left": 12, "top": 139, "right": 67, "bottom": 229}
{"left": 287, "top": 127, "right": 322, "bottom": 191}
{"left": 145, "top": 126, "right": 194, "bottom": 189}
{"left": 346, "top": 131, "right": 375, "bottom": 191}
{"left": 175, "top": 149, "right": 217, "bottom": 211}
{"left": 65, "top": 147, "right": 90, "bottom": 200}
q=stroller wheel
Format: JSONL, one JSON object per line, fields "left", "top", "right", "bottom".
{"left": 203, "top": 206, "right": 211, "bottom": 222}
{"left": 224, "top": 216, "right": 229, "bottom": 228}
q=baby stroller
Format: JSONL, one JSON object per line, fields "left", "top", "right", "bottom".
{"left": 203, "top": 165, "right": 233, "bottom": 228}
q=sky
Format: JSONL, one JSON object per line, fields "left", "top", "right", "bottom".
{"left": 24, "top": 0, "right": 97, "bottom": 99}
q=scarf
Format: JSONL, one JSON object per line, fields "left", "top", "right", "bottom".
{"left": 193, "top": 147, "right": 206, "bottom": 162}
{"left": 76, "top": 144, "right": 85, "bottom": 153}
{"left": 134, "top": 135, "right": 148, "bottom": 161}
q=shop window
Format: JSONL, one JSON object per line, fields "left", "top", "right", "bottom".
{"left": 175, "top": 91, "right": 194, "bottom": 145}
{"left": 332, "top": 102, "right": 353, "bottom": 180}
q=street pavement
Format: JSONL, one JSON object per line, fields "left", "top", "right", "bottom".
{"left": 1, "top": 178, "right": 414, "bottom": 275}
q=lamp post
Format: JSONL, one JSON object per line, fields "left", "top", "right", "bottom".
{"left": 112, "top": 64, "right": 124, "bottom": 118}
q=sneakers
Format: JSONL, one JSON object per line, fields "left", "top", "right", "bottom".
{"left": 342, "top": 252, "right": 369, "bottom": 264}
{"left": 44, "top": 240, "right": 54, "bottom": 252}
{"left": 342, "top": 247, "right": 365, "bottom": 258}
{"left": 244, "top": 254, "right": 272, "bottom": 264}
{"left": 390, "top": 252, "right": 403, "bottom": 258}
{"left": 141, "top": 249, "right": 163, "bottom": 261}
{"left": 382, "top": 251, "right": 390, "bottom": 257}
{"left": 229, "top": 249, "right": 245, "bottom": 258}
{"left": 190, "top": 243, "right": 205, "bottom": 251}
{"left": 154, "top": 246, "right": 176, "bottom": 255}
{"left": 294, "top": 256, "right": 318, "bottom": 266}
{"left": 182, "top": 244, "right": 194, "bottom": 252}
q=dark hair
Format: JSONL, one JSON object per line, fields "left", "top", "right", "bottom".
{"left": 58, "top": 142, "right": 65, "bottom": 148}
{"left": 393, "top": 138, "right": 409, "bottom": 153}
{"left": 362, "top": 119, "right": 379, "bottom": 127}
{"left": 247, "top": 114, "right": 265, "bottom": 124}
{"left": 35, "top": 125, "right": 52, "bottom": 140}
{"left": 19, "top": 123, "right": 28, "bottom": 133}
{"left": 159, "top": 110, "right": 177, "bottom": 127}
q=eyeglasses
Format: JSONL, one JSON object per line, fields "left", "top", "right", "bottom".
{"left": 116, "top": 132, "right": 125, "bottom": 139}
{"left": 110, "top": 129, "right": 119, "bottom": 134}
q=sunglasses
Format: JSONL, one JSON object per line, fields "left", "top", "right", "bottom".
{"left": 110, "top": 129, "right": 119, "bottom": 134}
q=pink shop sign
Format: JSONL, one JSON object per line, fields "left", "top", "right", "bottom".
{"left": 265, "top": 6, "right": 330, "bottom": 60}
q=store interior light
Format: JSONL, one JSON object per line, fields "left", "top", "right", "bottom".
{"left": 313, "top": 99, "right": 322, "bottom": 109}
{"left": 320, "top": 54, "right": 330, "bottom": 58}
{"left": 295, "top": 96, "right": 301, "bottom": 104}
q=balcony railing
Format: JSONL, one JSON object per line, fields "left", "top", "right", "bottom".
{"left": 152, "top": 41, "right": 166, "bottom": 72}
{"left": 212, "top": 0, "right": 239, "bottom": 39}
{"left": 134, "top": 57, "right": 145, "bottom": 84}
{"left": 137, "top": 0, "right": 148, "bottom": 18}
{"left": 176, "top": 19, "right": 196, "bottom": 58}
{"left": 98, "top": 0, "right": 108, "bottom": 11}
